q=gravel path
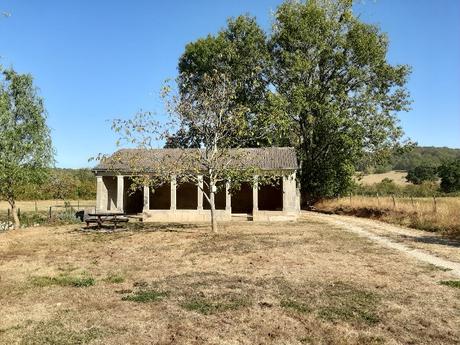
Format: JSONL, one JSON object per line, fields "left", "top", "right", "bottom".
{"left": 303, "top": 211, "right": 460, "bottom": 277}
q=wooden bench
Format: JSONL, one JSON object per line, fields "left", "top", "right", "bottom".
{"left": 85, "top": 212, "right": 129, "bottom": 230}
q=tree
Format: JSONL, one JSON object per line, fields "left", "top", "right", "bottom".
{"left": 438, "top": 159, "right": 460, "bottom": 193}
{"left": 168, "top": 15, "right": 287, "bottom": 148}
{"left": 103, "top": 72, "right": 274, "bottom": 233}
{"left": 0, "top": 68, "right": 54, "bottom": 228}
{"left": 406, "top": 165, "right": 437, "bottom": 185}
{"left": 270, "top": 0, "right": 411, "bottom": 202}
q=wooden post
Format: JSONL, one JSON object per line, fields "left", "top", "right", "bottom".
{"left": 77, "top": 200, "right": 80, "bottom": 210}
{"left": 7, "top": 208, "right": 10, "bottom": 229}
{"left": 349, "top": 193, "right": 352, "bottom": 204}
{"left": 18, "top": 208, "right": 21, "bottom": 220}
{"left": 35, "top": 201, "right": 38, "bottom": 212}
{"left": 392, "top": 195, "right": 396, "bottom": 210}
{"left": 376, "top": 193, "right": 380, "bottom": 206}
{"left": 433, "top": 196, "right": 437, "bottom": 213}
{"left": 49, "top": 206, "right": 52, "bottom": 220}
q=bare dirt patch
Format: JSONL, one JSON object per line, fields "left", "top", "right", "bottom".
{"left": 1, "top": 220, "right": 459, "bottom": 344}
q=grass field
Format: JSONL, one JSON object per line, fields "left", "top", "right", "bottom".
{"left": 1, "top": 218, "right": 460, "bottom": 344}
{"left": 0, "top": 200, "right": 95, "bottom": 214}
{"left": 316, "top": 196, "right": 460, "bottom": 235}
{"left": 356, "top": 171, "right": 408, "bottom": 186}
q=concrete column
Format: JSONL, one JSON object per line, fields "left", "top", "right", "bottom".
{"left": 252, "top": 175, "right": 258, "bottom": 213}
{"left": 117, "top": 175, "right": 124, "bottom": 212}
{"left": 170, "top": 175, "right": 177, "bottom": 210}
{"left": 225, "top": 180, "right": 231, "bottom": 212}
{"left": 197, "top": 175, "right": 203, "bottom": 210}
{"left": 282, "top": 174, "right": 287, "bottom": 212}
{"left": 143, "top": 184, "right": 150, "bottom": 212}
{"left": 96, "top": 176, "right": 103, "bottom": 211}
{"left": 283, "top": 172, "right": 297, "bottom": 212}
{"left": 96, "top": 175, "right": 108, "bottom": 211}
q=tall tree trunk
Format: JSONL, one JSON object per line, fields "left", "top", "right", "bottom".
{"left": 9, "top": 200, "right": 20, "bottom": 229}
{"left": 209, "top": 189, "right": 218, "bottom": 233}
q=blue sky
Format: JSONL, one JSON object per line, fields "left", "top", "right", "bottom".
{"left": 1, "top": 0, "right": 459, "bottom": 168}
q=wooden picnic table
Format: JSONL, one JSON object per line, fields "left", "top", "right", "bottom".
{"left": 86, "top": 212, "right": 129, "bottom": 229}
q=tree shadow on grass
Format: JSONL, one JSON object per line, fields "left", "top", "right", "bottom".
{"left": 399, "top": 234, "right": 460, "bottom": 248}
{"left": 74, "top": 222, "right": 207, "bottom": 235}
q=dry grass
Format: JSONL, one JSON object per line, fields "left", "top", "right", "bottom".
{"left": 1, "top": 220, "right": 460, "bottom": 344}
{"left": 357, "top": 170, "right": 409, "bottom": 186}
{"left": 0, "top": 200, "right": 95, "bottom": 213}
{"left": 316, "top": 196, "right": 460, "bottom": 235}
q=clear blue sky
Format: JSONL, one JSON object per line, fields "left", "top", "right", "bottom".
{"left": 1, "top": 0, "right": 459, "bottom": 168}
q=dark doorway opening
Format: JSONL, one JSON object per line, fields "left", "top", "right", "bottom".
{"left": 258, "top": 178, "right": 283, "bottom": 211}
{"left": 123, "top": 177, "right": 143, "bottom": 214}
{"left": 231, "top": 182, "right": 253, "bottom": 213}
{"left": 177, "top": 182, "right": 198, "bottom": 209}
{"left": 150, "top": 183, "right": 170, "bottom": 210}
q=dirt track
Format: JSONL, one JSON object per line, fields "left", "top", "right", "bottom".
{"left": 304, "top": 211, "right": 460, "bottom": 276}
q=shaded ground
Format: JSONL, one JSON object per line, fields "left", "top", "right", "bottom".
{"left": 1, "top": 218, "right": 460, "bottom": 345}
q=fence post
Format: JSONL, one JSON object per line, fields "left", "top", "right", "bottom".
{"left": 7, "top": 208, "right": 10, "bottom": 229}
{"left": 35, "top": 200, "right": 38, "bottom": 212}
{"left": 376, "top": 193, "right": 380, "bottom": 206}
{"left": 49, "top": 206, "right": 52, "bottom": 220}
{"left": 18, "top": 208, "right": 21, "bottom": 220}
{"left": 77, "top": 200, "right": 80, "bottom": 210}
{"left": 392, "top": 195, "right": 396, "bottom": 210}
{"left": 349, "top": 193, "right": 352, "bottom": 204}
{"left": 433, "top": 196, "right": 437, "bottom": 213}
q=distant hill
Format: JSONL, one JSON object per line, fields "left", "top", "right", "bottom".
{"left": 371, "top": 146, "right": 460, "bottom": 173}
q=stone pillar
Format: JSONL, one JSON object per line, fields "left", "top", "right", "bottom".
{"left": 96, "top": 176, "right": 103, "bottom": 211}
{"left": 117, "top": 175, "right": 124, "bottom": 212}
{"left": 143, "top": 184, "right": 150, "bottom": 212}
{"left": 283, "top": 172, "right": 297, "bottom": 212}
{"left": 252, "top": 175, "right": 258, "bottom": 214}
{"left": 170, "top": 175, "right": 177, "bottom": 210}
{"left": 96, "top": 175, "right": 107, "bottom": 211}
{"left": 282, "top": 174, "right": 288, "bottom": 212}
{"left": 225, "top": 180, "right": 231, "bottom": 212}
{"left": 197, "top": 175, "right": 203, "bottom": 210}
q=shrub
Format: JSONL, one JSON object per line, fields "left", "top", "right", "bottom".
{"left": 406, "top": 165, "right": 437, "bottom": 185}
{"left": 438, "top": 159, "right": 460, "bottom": 193}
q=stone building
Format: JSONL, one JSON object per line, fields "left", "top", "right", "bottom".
{"left": 93, "top": 147, "right": 300, "bottom": 222}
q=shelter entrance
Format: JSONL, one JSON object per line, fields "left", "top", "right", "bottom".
{"left": 231, "top": 182, "right": 253, "bottom": 214}
{"left": 124, "top": 177, "right": 143, "bottom": 214}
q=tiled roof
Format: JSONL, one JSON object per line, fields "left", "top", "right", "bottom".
{"left": 94, "top": 147, "right": 298, "bottom": 172}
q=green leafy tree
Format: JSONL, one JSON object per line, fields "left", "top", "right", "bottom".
{"left": 438, "top": 159, "right": 460, "bottom": 193}
{"left": 270, "top": 0, "right": 411, "bottom": 202}
{"left": 0, "top": 68, "right": 54, "bottom": 228}
{"left": 167, "top": 15, "right": 286, "bottom": 147}
{"left": 406, "top": 165, "right": 437, "bottom": 185}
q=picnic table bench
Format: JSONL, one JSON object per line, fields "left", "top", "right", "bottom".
{"left": 85, "top": 212, "right": 129, "bottom": 229}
